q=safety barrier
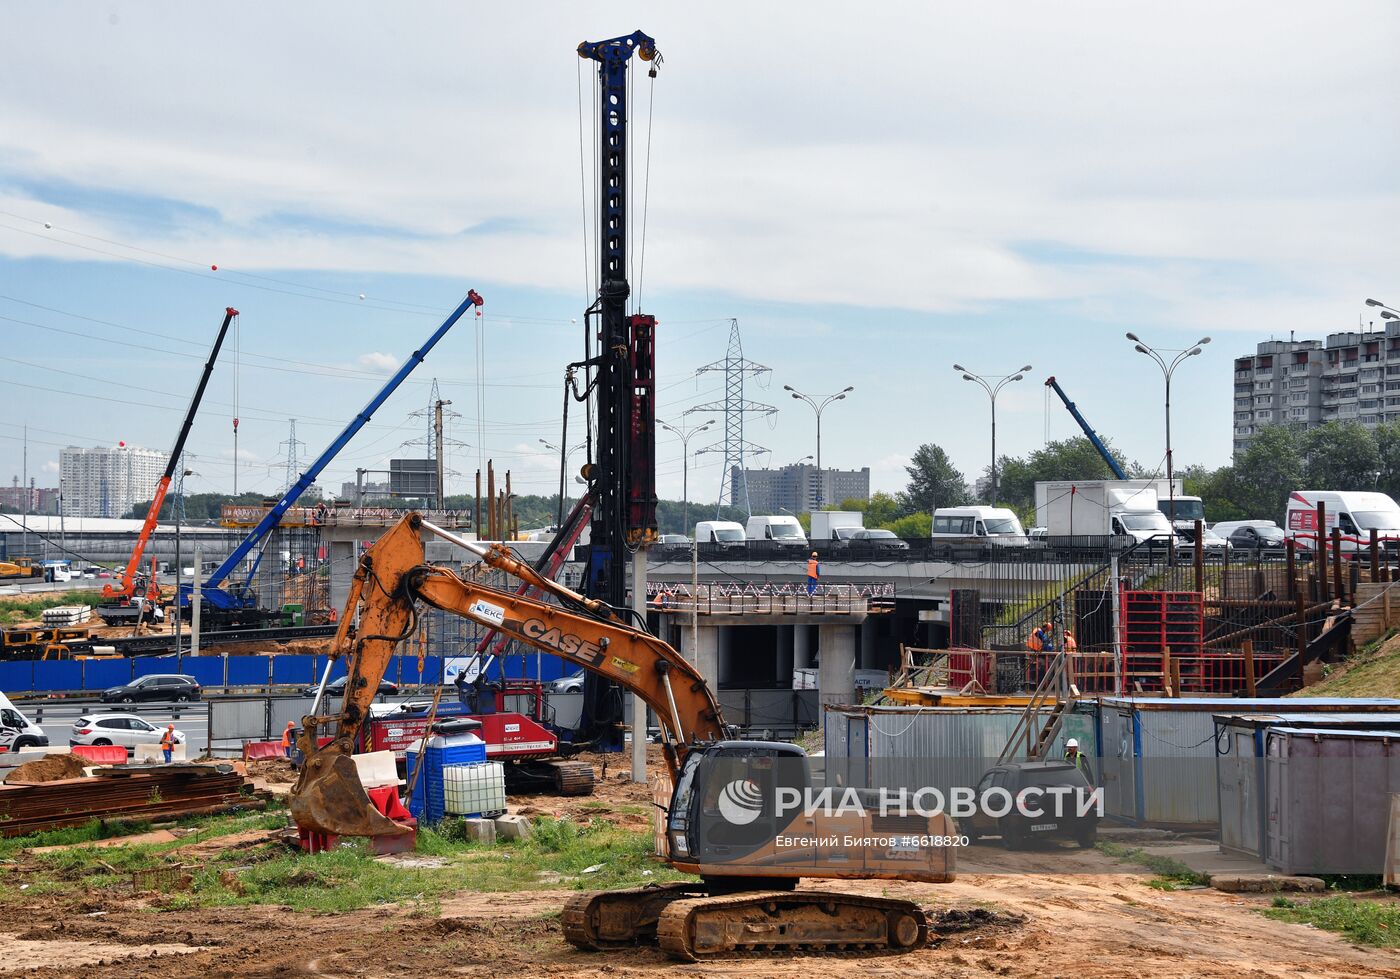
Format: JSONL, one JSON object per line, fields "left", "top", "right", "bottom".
{"left": 70, "top": 744, "right": 127, "bottom": 765}
{"left": 241, "top": 741, "right": 286, "bottom": 761}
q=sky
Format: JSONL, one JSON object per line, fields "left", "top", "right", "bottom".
{"left": 0, "top": 2, "right": 1396, "bottom": 510}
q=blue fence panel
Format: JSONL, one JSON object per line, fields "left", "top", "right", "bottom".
{"left": 272, "top": 655, "right": 317, "bottom": 686}
{"left": 83, "top": 660, "right": 132, "bottom": 690}
{"left": 313, "top": 655, "right": 349, "bottom": 684}
{"left": 34, "top": 661, "right": 83, "bottom": 692}
{"left": 396, "top": 655, "right": 443, "bottom": 688}
{"left": 180, "top": 658, "right": 226, "bottom": 688}
{"left": 0, "top": 661, "right": 33, "bottom": 694}
{"left": 497, "top": 653, "right": 566, "bottom": 681}
{"left": 133, "top": 656, "right": 181, "bottom": 678}
{"left": 227, "top": 656, "right": 271, "bottom": 687}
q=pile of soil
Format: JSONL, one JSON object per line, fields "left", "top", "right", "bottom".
{"left": 5, "top": 753, "right": 89, "bottom": 784}
{"left": 245, "top": 759, "right": 298, "bottom": 785}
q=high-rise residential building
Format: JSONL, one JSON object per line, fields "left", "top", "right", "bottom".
{"left": 1233, "top": 325, "right": 1400, "bottom": 455}
{"left": 59, "top": 445, "right": 165, "bottom": 518}
{"left": 736, "top": 464, "right": 871, "bottom": 515}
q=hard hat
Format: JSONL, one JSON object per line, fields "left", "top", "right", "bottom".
{"left": 1066, "top": 737, "right": 1079, "bottom": 748}
{"left": 811, "top": 551, "right": 818, "bottom": 557}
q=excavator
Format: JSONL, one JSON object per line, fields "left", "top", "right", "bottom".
{"left": 292, "top": 512, "right": 956, "bottom": 960}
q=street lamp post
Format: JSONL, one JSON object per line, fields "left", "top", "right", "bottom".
{"left": 658, "top": 418, "right": 716, "bottom": 534}
{"left": 952, "top": 365, "right": 1031, "bottom": 505}
{"left": 1124, "top": 333, "right": 1211, "bottom": 530}
{"left": 783, "top": 385, "right": 854, "bottom": 509}
{"left": 538, "top": 438, "right": 586, "bottom": 527}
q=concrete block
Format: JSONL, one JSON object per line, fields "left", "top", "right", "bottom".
{"left": 133, "top": 743, "right": 187, "bottom": 763}
{"left": 461, "top": 818, "right": 497, "bottom": 844}
{"left": 351, "top": 750, "right": 402, "bottom": 789}
{"left": 494, "top": 814, "right": 533, "bottom": 841}
{"left": 1210, "top": 874, "right": 1326, "bottom": 893}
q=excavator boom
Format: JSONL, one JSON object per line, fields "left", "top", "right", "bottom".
{"left": 290, "top": 512, "right": 723, "bottom": 838}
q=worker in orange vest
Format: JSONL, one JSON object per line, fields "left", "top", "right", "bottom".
{"left": 281, "top": 721, "right": 296, "bottom": 759}
{"left": 160, "top": 724, "right": 176, "bottom": 764}
{"left": 806, "top": 551, "right": 820, "bottom": 596}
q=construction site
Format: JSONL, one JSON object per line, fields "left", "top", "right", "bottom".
{"left": 0, "top": 8, "right": 1396, "bottom": 979}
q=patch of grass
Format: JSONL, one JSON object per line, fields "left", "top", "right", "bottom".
{"left": 1301, "top": 627, "right": 1400, "bottom": 697}
{"left": 0, "top": 589, "right": 105, "bottom": 627}
{"left": 1096, "top": 841, "right": 1210, "bottom": 889}
{"left": 1263, "top": 895, "right": 1400, "bottom": 947}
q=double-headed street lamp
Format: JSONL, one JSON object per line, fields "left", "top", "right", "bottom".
{"left": 658, "top": 418, "right": 716, "bottom": 533}
{"left": 1367, "top": 298, "right": 1400, "bottom": 322}
{"left": 1124, "top": 333, "right": 1210, "bottom": 525}
{"left": 538, "top": 438, "right": 587, "bottom": 527}
{"left": 952, "top": 365, "right": 1031, "bottom": 505}
{"left": 783, "top": 385, "right": 853, "bottom": 508}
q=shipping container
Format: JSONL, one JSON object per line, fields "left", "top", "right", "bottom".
{"left": 1266, "top": 727, "right": 1400, "bottom": 875}
{"left": 1095, "top": 697, "right": 1400, "bottom": 828}
{"left": 1215, "top": 712, "right": 1400, "bottom": 859}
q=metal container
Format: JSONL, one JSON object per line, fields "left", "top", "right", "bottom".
{"left": 1216, "top": 713, "right": 1400, "bottom": 859}
{"left": 1266, "top": 727, "right": 1400, "bottom": 875}
{"left": 822, "top": 704, "right": 1098, "bottom": 796}
{"left": 1097, "top": 697, "right": 1400, "bottom": 828}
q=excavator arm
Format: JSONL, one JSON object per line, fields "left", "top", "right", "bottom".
{"left": 291, "top": 512, "right": 724, "bottom": 838}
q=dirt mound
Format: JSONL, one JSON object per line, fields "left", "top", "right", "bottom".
{"left": 245, "top": 759, "right": 297, "bottom": 784}
{"left": 6, "top": 753, "right": 89, "bottom": 784}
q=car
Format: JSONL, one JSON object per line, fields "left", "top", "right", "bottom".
{"left": 964, "top": 761, "right": 1100, "bottom": 850}
{"left": 96, "top": 570, "right": 111, "bottom": 578}
{"left": 1175, "top": 524, "right": 1231, "bottom": 559}
{"left": 848, "top": 529, "right": 910, "bottom": 551}
{"left": 70, "top": 713, "right": 185, "bottom": 754}
{"left": 655, "top": 534, "right": 692, "bottom": 555}
{"left": 100, "top": 674, "right": 202, "bottom": 704}
{"left": 550, "top": 669, "right": 585, "bottom": 693}
{"left": 299, "top": 676, "right": 399, "bottom": 698}
{"left": 1227, "top": 523, "right": 1289, "bottom": 553}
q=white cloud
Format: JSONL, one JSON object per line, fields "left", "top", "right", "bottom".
{"left": 356, "top": 352, "right": 398, "bottom": 373}
{"left": 41, "top": 461, "right": 57, "bottom": 474}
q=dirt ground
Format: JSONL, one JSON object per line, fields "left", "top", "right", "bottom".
{"left": 4, "top": 749, "right": 1395, "bottom": 978}
{"left": 1, "top": 860, "right": 1396, "bottom": 979}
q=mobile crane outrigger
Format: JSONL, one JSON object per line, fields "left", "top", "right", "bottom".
{"left": 291, "top": 513, "right": 956, "bottom": 961}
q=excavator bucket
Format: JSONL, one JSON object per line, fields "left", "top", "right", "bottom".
{"left": 290, "top": 750, "right": 413, "bottom": 839}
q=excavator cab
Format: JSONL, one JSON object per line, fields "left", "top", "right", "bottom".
{"left": 666, "top": 741, "right": 811, "bottom": 869}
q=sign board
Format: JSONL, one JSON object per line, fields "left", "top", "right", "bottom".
{"left": 389, "top": 458, "right": 437, "bottom": 499}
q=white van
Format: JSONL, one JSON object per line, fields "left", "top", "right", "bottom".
{"left": 695, "top": 520, "right": 747, "bottom": 548}
{"left": 1285, "top": 491, "right": 1400, "bottom": 550}
{"left": 0, "top": 692, "right": 49, "bottom": 752}
{"left": 931, "top": 506, "right": 1028, "bottom": 545}
{"left": 744, "top": 515, "right": 808, "bottom": 550}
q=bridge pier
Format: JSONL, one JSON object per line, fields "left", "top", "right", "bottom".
{"left": 818, "top": 623, "right": 857, "bottom": 706}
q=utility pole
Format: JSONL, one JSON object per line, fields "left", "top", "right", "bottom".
{"left": 952, "top": 364, "right": 1031, "bottom": 505}
{"left": 782, "top": 387, "right": 854, "bottom": 509}
{"left": 434, "top": 397, "right": 450, "bottom": 509}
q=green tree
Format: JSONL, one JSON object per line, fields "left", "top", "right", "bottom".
{"left": 1375, "top": 422, "right": 1400, "bottom": 500}
{"left": 1300, "top": 421, "right": 1379, "bottom": 489}
{"left": 994, "top": 437, "right": 1132, "bottom": 512}
{"left": 898, "top": 444, "right": 967, "bottom": 515}
{"left": 888, "top": 512, "right": 932, "bottom": 537}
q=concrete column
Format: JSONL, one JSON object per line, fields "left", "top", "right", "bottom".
{"left": 777, "top": 625, "right": 795, "bottom": 689}
{"left": 679, "top": 622, "right": 720, "bottom": 692}
{"left": 859, "top": 619, "right": 877, "bottom": 669}
{"left": 328, "top": 539, "right": 357, "bottom": 614}
{"left": 818, "top": 624, "right": 856, "bottom": 706}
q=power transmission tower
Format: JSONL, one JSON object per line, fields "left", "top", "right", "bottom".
{"left": 688, "top": 319, "right": 776, "bottom": 518}
{"left": 277, "top": 420, "right": 307, "bottom": 495}
{"left": 407, "top": 378, "right": 463, "bottom": 506}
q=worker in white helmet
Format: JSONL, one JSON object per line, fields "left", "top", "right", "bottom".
{"left": 1064, "top": 737, "right": 1093, "bottom": 783}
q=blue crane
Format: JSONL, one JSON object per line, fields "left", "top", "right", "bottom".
{"left": 182, "top": 289, "right": 483, "bottom": 618}
{"left": 1043, "top": 376, "right": 1127, "bottom": 479}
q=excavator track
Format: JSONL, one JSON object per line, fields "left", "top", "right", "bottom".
{"left": 562, "top": 883, "right": 706, "bottom": 949}
{"left": 547, "top": 759, "right": 596, "bottom": 796}
{"left": 655, "top": 891, "right": 929, "bottom": 961}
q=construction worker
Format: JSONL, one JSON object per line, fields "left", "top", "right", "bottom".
{"left": 160, "top": 724, "right": 177, "bottom": 764}
{"left": 282, "top": 721, "right": 296, "bottom": 759}
{"left": 1064, "top": 737, "right": 1093, "bottom": 783}
{"left": 1026, "top": 621, "right": 1057, "bottom": 653}
{"left": 806, "top": 551, "right": 820, "bottom": 596}
{"left": 1063, "top": 631, "right": 1078, "bottom": 652}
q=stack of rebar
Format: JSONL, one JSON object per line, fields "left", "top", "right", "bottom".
{"left": 0, "top": 764, "right": 253, "bottom": 837}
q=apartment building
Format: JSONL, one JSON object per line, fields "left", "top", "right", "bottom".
{"left": 1233, "top": 326, "right": 1400, "bottom": 454}
{"left": 59, "top": 444, "right": 164, "bottom": 518}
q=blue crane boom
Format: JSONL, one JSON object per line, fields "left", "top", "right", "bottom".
{"left": 185, "top": 289, "right": 483, "bottom": 613}
{"left": 1043, "top": 375, "right": 1127, "bottom": 479}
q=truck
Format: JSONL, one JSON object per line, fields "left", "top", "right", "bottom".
{"left": 0, "top": 558, "right": 42, "bottom": 581}
{"left": 1035, "top": 479, "right": 1176, "bottom": 545}
{"left": 744, "top": 514, "right": 808, "bottom": 550}
{"left": 809, "top": 510, "right": 863, "bottom": 542}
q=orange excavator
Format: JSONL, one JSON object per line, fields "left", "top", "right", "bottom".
{"left": 292, "top": 513, "right": 956, "bottom": 960}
